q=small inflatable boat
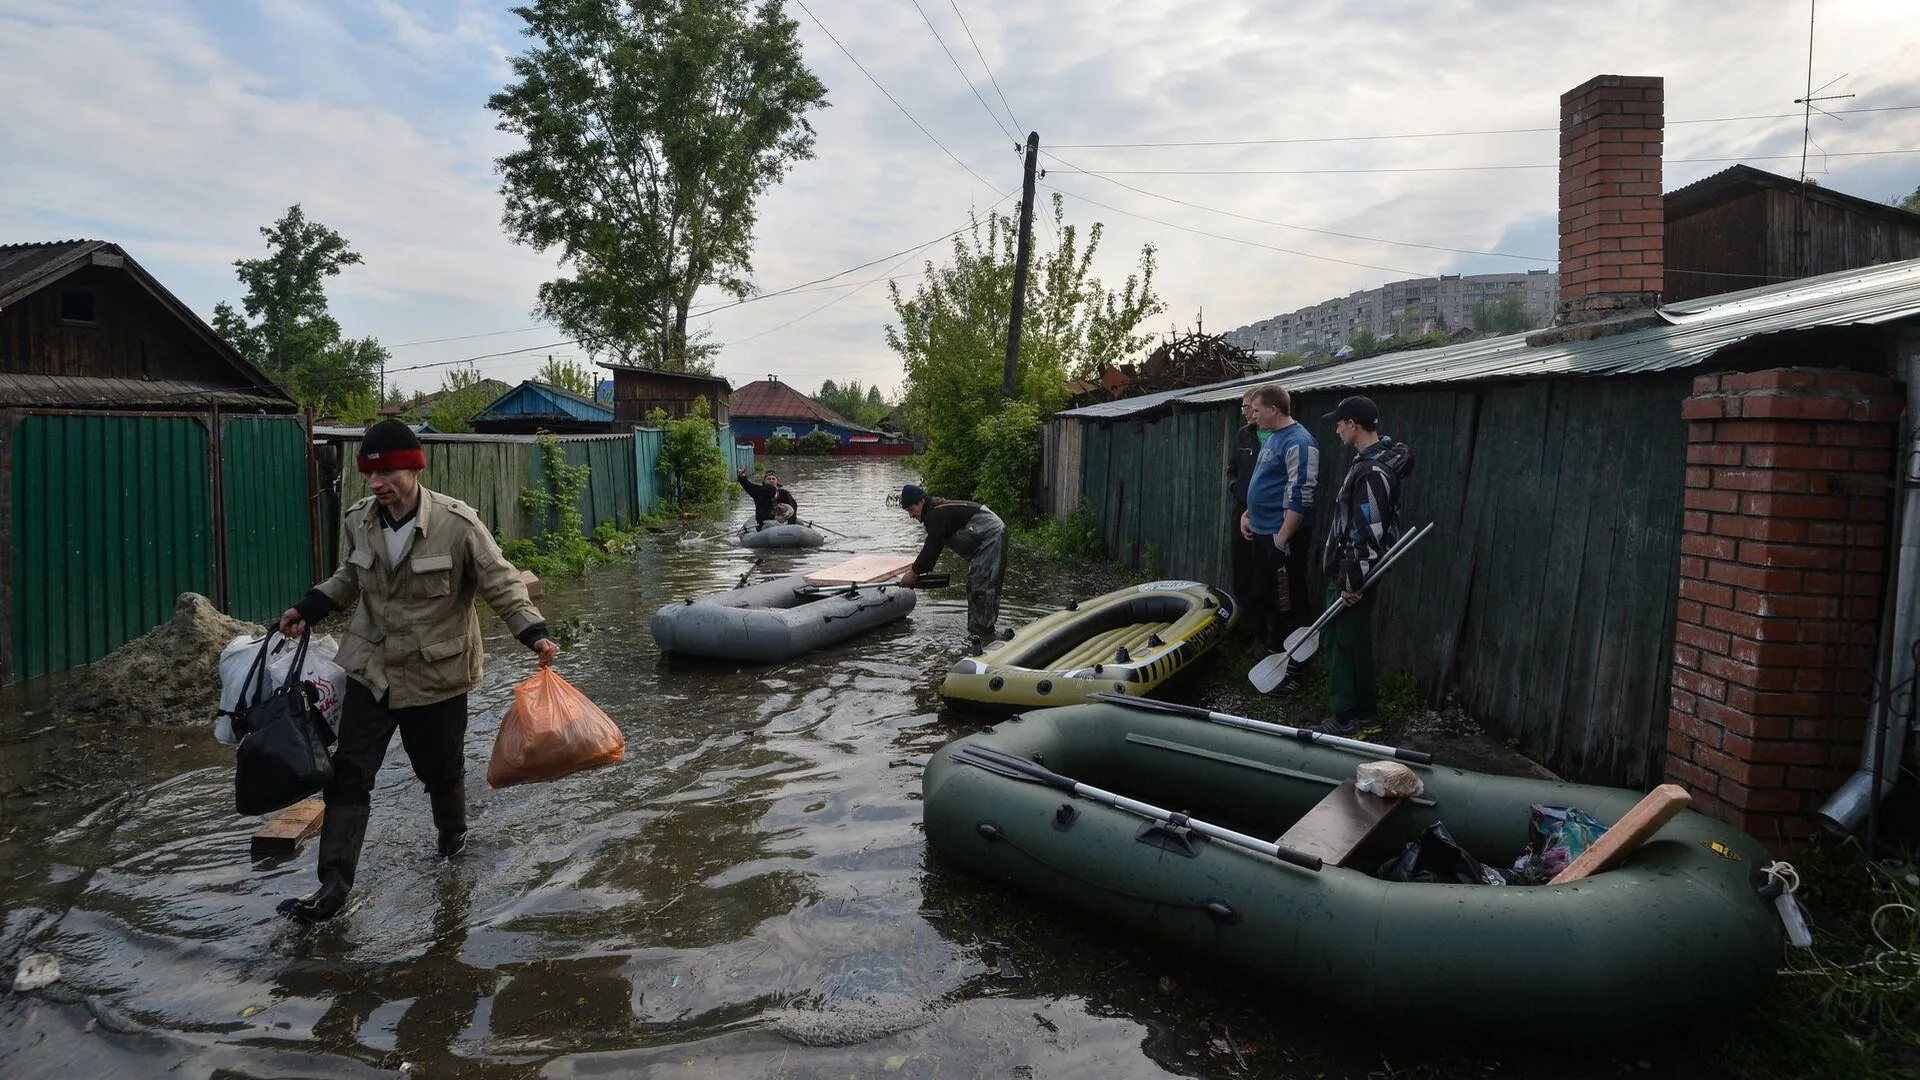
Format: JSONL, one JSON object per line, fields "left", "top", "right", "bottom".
{"left": 652, "top": 574, "right": 913, "bottom": 662}
{"left": 738, "top": 521, "right": 824, "bottom": 549}
{"left": 939, "top": 580, "right": 1235, "bottom": 710}
{"left": 923, "top": 700, "right": 1781, "bottom": 1036}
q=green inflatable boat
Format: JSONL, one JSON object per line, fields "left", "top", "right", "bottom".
{"left": 922, "top": 699, "right": 1782, "bottom": 1035}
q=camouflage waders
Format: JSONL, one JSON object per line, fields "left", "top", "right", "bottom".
{"left": 946, "top": 508, "right": 1007, "bottom": 640}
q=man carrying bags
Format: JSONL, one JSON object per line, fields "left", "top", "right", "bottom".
{"left": 275, "top": 419, "right": 561, "bottom": 922}
{"left": 1317, "top": 396, "right": 1413, "bottom": 737}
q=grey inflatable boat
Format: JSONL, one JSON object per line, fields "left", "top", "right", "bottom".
{"left": 652, "top": 573, "right": 914, "bottom": 662}
{"left": 738, "top": 522, "right": 824, "bottom": 548}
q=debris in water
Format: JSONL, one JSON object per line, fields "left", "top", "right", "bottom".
{"left": 65, "top": 593, "right": 262, "bottom": 726}
{"left": 239, "top": 1004, "right": 263, "bottom": 1018}
{"left": 995, "top": 954, "right": 1019, "bottom": 979}
{"left": 1032, "top": 1012, "right": 1057, "bottom": 1033}
{"left": 12, "top": 952, "right": 60, "bottom": 992}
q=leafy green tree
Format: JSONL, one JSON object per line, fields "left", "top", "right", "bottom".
{"left": 536, "top": 355, "right": 598, "bottom": 397}
{"left": 646, "top": 395, "right": 729, "bottom": 506}
{"left": 886, "top": 194, "right": 1164, "bottom": 498}
{"left": 1470, "top": 295, "right": 1541, "bottom": 335}
{"left": 1346, "top": 328, "right": 1382, "bottom": 359}
{"left": 212, "top": 204, "right": 387, "bottom": 409}
{"left": 1896, "top": 183, "right": 1920, "bottom": 213}
{"left": 796, "top": 429, "right": 838, "bottom": 455}
{"left": 489, "top": 0, "right": 829, "bottom": 371}
{"left": 973, "top": 400, "right": 1044, "bottom": 526}
{"left": 811, "top": 377, "right": 887, "bottom": 426}
{"left": 426, "top": 366, "right": 501, "bottom": 433}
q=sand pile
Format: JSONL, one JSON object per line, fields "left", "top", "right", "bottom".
{"left": 63, "top": 593, "right": 262, "bottom": 726}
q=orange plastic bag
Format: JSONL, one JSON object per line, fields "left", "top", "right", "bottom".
{"left": 487, "top": 667, "right": 625, "bottom": 787}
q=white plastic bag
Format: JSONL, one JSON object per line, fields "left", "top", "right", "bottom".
{"left": 215, "top": 632, "right": 346, "bottom": 744}
{"left": 1355, "top": 760, "right": 1424, "bottom": 799}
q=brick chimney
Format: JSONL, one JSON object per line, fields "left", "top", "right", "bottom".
{"left": 1556, "top": 75, "right": 1664, "bottom": 325}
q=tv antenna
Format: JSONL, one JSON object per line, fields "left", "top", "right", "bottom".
{"left": 1792, "top": 0, "right": 1855, "bottom": 275}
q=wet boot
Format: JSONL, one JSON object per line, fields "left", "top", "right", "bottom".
{"left": 429, "top": 786, "right": 468, "bottom": 858}
{"left": 277, "top": 804, "right": 370, "bottom": 923}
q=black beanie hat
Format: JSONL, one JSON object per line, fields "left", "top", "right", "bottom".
{"left": 358, "top": 418, "right": 426, "bottom": 473}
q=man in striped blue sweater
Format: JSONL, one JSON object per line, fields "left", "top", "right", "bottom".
{"left": 1238, "top": 383, "right": 1318, "bottom": 649}
{"left": 1317, "top": 395, "right": 1414, "bottom": 736}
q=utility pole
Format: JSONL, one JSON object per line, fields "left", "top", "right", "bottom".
{"left": 1002, "top": 131, "right": 1040, "bottom": 401}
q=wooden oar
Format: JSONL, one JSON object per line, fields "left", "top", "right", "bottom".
{"left": 950, "top": 743, "right": 1323, "bottom": 872}
{"left": 1248, "top": 522, "right": 1432, "bottom": 693}
{"left": 1090, "top": 693, "right": 1434, "bottom": 765}
{"left": 792, "top": 572, "right": 950, "bottom": 597}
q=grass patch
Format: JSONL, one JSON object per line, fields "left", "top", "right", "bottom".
{"left": 1711, "top": 843, "right": 1920, "bottom": 1078}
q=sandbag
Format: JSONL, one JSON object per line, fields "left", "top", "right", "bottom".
{"left": 216, "top": 631, "right": 345, "bottom": 744}
{"left": 487, "top": 668, "right": 624, "bottom": 788}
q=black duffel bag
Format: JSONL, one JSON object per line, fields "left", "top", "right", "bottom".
{"left": 233, "top": 629, "right": 336, "bottom": 815}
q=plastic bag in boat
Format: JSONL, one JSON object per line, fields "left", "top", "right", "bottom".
{"left": 216, "top": 632, "right": 346, "bottom": 744}
{"left": 1509, "top": 804, "right": 1609, "bottom": 884}
{"left": 487, "top": 667, "right": 625, "bottom": 787}
{"left": 1378, "top": 821, "right": 1510, "bottom": 886}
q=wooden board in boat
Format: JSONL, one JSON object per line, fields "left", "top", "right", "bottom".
{"left": 805, "top": 555, "right": 914, "bottom": 586}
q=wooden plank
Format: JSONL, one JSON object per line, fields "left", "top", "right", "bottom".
{"left": 804, "top": 554, "right": 915, "bottom": 586}
{"left": 1549, "top": 784, "right": 1690, "bottom": 884}
{"left": 1276, "top": 777, "right": 1403, "bottom": 868}
{"left": 251, "top": 797, "right": 325, "bottom": 857}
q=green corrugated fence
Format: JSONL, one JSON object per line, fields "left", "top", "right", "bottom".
{"left": 221, "top": 415, "right": 314, "bottom": 623}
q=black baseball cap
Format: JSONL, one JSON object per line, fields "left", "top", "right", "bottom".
{"left": 1321, "top": 395, "right": 1379, "bottom": 427}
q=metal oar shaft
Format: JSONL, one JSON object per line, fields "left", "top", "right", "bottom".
{"left": 1090, "top": 693, "right": 1433, "bottom": 765}
{"left": 953, "top": 745, "right": 1322, "bottom": 872}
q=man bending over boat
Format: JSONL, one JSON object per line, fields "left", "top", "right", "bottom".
{"left": 898, "top": 483, "right": 1006, "bottom": 649}
{"left": 1317, "top": 396, "right": 1413, "bottom": 737}
{"left": 738, "top": 468, "right": 797, "bottom": 529}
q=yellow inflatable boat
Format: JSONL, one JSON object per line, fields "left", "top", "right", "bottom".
{"left": 939, "top": 580, "right": 1236, "bottom": 710}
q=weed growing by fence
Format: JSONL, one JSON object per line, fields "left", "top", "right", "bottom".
{"left": 504, "top": 432, "right": 649, "bottom": 577}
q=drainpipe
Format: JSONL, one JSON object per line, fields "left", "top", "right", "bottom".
{"left": 1819, "top": 339, "right": 1920, "bottom": 835}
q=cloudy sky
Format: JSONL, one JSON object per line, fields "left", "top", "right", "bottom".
{"left": 5, "top": 0, "right": 1919, "bottom": 398}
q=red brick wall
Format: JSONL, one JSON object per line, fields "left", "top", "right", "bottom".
{"left": 1668, "top": 368, "right": 1902, "bottom": 845}
{"left": 1558, "top": 75, "right": 1664, "bottom": 323}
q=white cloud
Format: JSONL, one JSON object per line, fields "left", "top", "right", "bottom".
{"left": 5, "top": 0, "right": 1919, "bottom": 396}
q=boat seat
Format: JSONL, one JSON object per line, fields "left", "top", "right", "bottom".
{"left": 1275, "top": 776, "right": 1403, "bottom": 868}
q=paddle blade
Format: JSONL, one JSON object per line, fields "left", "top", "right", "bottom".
{"left": 1282, "top": 626, "right": 1320, "bottom": 663}
{"left": 1247, "top": 652, "right": 1291, "bottom": 694}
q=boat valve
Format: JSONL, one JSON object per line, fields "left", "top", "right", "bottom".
{"left": 976, "top": 821, "right": 1006, "bottom": 843}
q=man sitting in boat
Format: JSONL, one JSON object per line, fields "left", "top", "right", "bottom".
{"left": 738, "top": 468, "right": 798, "bottom": 529}
{"left": 898, "top": 483, "right": 1006, "bottom": 649}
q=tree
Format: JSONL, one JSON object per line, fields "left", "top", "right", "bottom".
{"left": 646, "top": 396, "right": 729, "bottom": 506}
{"left": 812, "top": 377, "right": 887, "bottom": 427}
{"left": 536, "top": 355, "right": 598, "bottom": 397}
{"left": 426, "top": 366, "right": 501, "bottom": 434}
{"left": 887, "top": 194, "right": 1164, "bottom": 501}
{"left": 1899, "top": 183, "right": 1920, "bottom": 214}
{"left": 212, "top": 204, "right": 387, "bottom": 410}
{"left": 1470, "top": 294, "right": 1541, "bottom": 336}
{"left": 489, "top": 0, "right": 829, "bottom": 371}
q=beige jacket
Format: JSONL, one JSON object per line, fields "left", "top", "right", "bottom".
{"left": 316, "top": 486, "right": 544, "bottom": 708}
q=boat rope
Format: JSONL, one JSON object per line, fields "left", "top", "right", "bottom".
{"left": 1761, "top": 860, "right": 1801, "bottom": 896}
{"left": 974, "top": 821, "right": 1241, "bottom": 925}
{"left": 821, "top": 596, "right": 893, "bottom": 622}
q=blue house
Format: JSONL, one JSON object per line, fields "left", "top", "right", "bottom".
{"left": 729, "top": 376, "right": 911, "bottom": 456}
{"left": 471, "top": 380, "right": 616, "bottom": 434}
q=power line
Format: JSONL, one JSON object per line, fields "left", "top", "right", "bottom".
{"left": 1040, "top": 147, "right": 1920, "bottom": 176}
{"left": 948, "top": 0, "right": 1023, "bottom": 136}
{"left": 1046, "top": 104, "right": 1920, "bottom": 149}
{"left": 1041, "top": 180, "right": 1427, "bottom": 277}
{"left": 387, "top": 324, "right": 550, "bottom": 348}
{"left": 1047, "top": 152, "right": 1553, "bottom": 262}
{"left": 907, "top": 0, "right": 1016, "bottom": 144}
{"left": 791, "top": 0, "right": 1001, "bottom": 192}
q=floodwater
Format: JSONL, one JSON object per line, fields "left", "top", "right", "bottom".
{"left": 0, "top": 458, "right": 1696, "bottom": 1079}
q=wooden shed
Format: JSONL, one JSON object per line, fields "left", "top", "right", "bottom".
{"left": 600, "top": 363, "right": 731, "bottom": 426}
{"left": 0, "top": 240, "right": 310, "bottom": 684}
{"left": 1666, "top": 165, "right": 1920, "bottom": 303}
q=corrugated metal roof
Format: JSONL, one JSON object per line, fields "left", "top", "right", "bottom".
{"left": 1064, "top": 257, "right": 1920, "bottom": 419}
{"left": 0, "top": 373, "right": 291, "bottom": 409}
{"left": 0, "top": 240, "right": 105, "bottom": 304}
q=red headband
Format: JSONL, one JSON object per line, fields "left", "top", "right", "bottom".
{"left": 357, "top": 449, "right": 427, "bottom": 473}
